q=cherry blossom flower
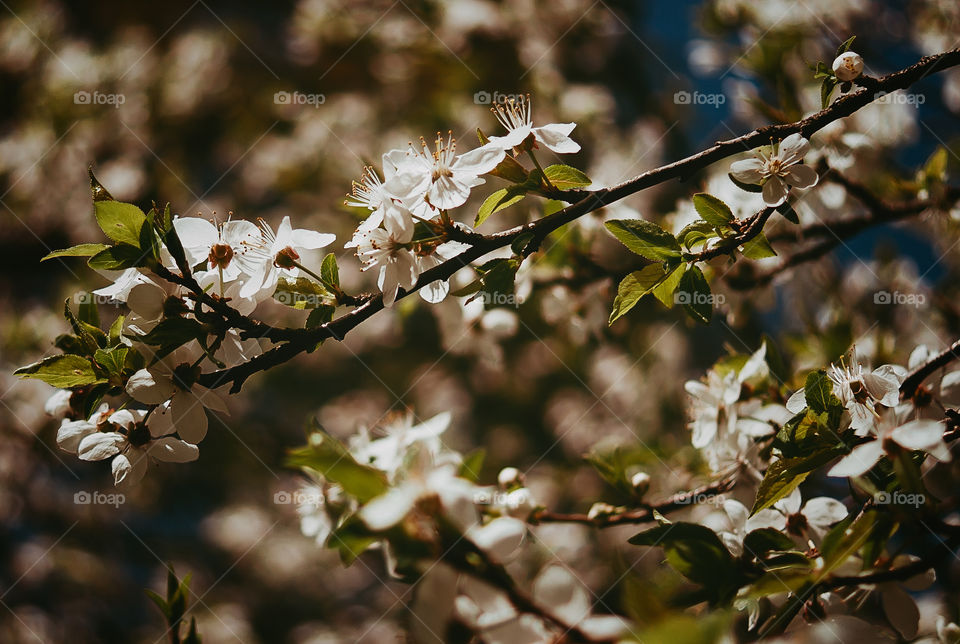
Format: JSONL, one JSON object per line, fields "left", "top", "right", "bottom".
{"left": 353, "top": 206, "right": 418, "bottom": 306}
{"left": 833, "top": 52, "right": 864, "bottom": 81}
{"left": 237, "top": 216, "right": 336, "bottom": 299}
{"left": 383, "top": 132, "right": 505, "bottom": 213}
{"left": 172, "top": 216, "right": 260, "bottom": 286}
{"left": 828, "top": 414, "right": 949, "bottom": 477}
{"left": 486, "top": 94, "right": 581, "bottom": 155}
{"left": 730, "top": 133, "right": 819, "bottom": 207}
{"left": 742, "top": 487, "right": 848, "bottom": 541}
{"left": 125, "top": 346, "right": 227, "bottom": 444}
{"left": 74, "top": 408, "right": 199, "bottom": 486}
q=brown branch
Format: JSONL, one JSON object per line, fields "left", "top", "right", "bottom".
{"left": 193, "top": 47, "right": 960, "bottom": 393}
{"left": 531, "top": 473, "right": 737, "bottom": 528}
{"left": 900, "top": 338, "right": 960, "bottom": 399}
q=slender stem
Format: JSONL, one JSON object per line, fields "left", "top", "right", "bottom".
{"left": 527, "top": 149, "right": 555, "bottom": 189}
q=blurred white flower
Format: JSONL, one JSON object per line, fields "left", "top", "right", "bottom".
{"left": 828, "top": 415, "right": 949, "bottom": 477}
{"left": 236, "top": 216, "right": 336, "bottom": 299}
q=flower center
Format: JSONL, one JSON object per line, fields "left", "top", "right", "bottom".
{"left": 126, "top": 421, "right": 152, "bottom": 447}
{"left": 208, "top": 243, "right": 234, "bottom": 270}
{"left": 786, "top": 512, "right": 808, "bottom": 536}
{"left": 274, "top": 246, "right": 300, "bottom": 269}
{"left": 171, "top": 362, "right": 199, "bottom": 391}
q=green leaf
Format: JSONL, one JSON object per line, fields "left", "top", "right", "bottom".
{"left": 94, "top": 346, "right": 129, "bottom": 381}
{"left": 183, "top": 617, "right": 202, "bottom": 644}
{"left": 475, "top": 188, "right": 526, "bottom": 227}
{"left": 604, "top": 219, "right": 682, "bottom": 262}
{"left": 728, "top": 173, "right": 762, "bottom": 193}
{"left": 751, "top": 449, "right": 845, "bottom": 515}
{"left": 458, "top": 448, "right": 486, "bottom": 483}
{"left": 821, "top": 76, "right": 838, "bottom": 109}
{"left": 678, "top": 221, "right": 720, "bottom": 250}
{"left": 320, "top": 253, "right": 340, "bottom": 288}
{"left": 835, "top": 35, "right": 856, "bottom": 58}
{"left": 108, "top": 315, "right": 125, "bottom": 346}
{"left": 776, "top": 201, "right": 800, "bottom": 224}
{"left": 88, "top": 168, "right": 115, "bottom": 202}
{"left": 677, "top": 266, "right": 712, "bottom": 324}
{"left": 804, "top": 370, "right": 842, "bottom": 416}
{"left": 137, "top": 317, "right": 205, "bottom": 347}
{"left": 692, "top": 193, "right": 734, "bottom": 226}
{"left": 478, "top": 258, "right": 519, "bottom": 310}
{"left": 609, "top": 264, "right": 668, "bottom": 324}
{"left": 94, "top": 200, "right": 147, "bottom": 247}
{"left": 743, "top": 528, "right": 803, "bottom": 558}
{"left": 820, "top": 510, "right": 876, "bottom": 575}
{"left": 76, "top": 292, "right": 100, "bottom": 328}
{"left": 287, "top": 425, "right": 389, "bottom": 503}
{"left": 328, "top": 515, "right": 378, "bottom": 565}
{"left": 510, "top": 232, "right": 535, "bottom": 256}
{"left": 42, "top": 243, "right": 110, "bottom": 261}
{"left": 629, "top": 522, "right": 736, "bottom": 601}
{"left": 741, "top": 233, "right": 777, "bottom": 259}
{"left": 543, "top": 164, "right": 592, "bottom": 190}
{"left": 15, "top": 354, "right": 106, "bottom": 388}
{"left": 922, "top": 147, "right": 948, "bottom": 184}
{"left": 87, "top": 244, "right": 144, "bottom": 270}
{"left": 274, "top": 277, "right": 336, "bottom": 310}
{"left": 305, "top": 305, "right": 336, "bottom": 328}
{"left": 653, "top": 265, "right": 685, "bottom": 308}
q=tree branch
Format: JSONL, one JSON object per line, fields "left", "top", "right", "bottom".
{"left": 193, "top": 47, "right": 960, "bottom": 392}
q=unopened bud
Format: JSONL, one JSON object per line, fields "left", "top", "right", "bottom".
{"left": 832, "top": 52, "right": 863, "bottom": 81}
{"left": 498, "top": 467, "right": 523, "bottom": 488}
{"left": 631, "top": 472, "right": 651, "bottom": 495}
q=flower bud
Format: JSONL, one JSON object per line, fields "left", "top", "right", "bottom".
{"left": 497, "top": 466, "right": 523, "bottom": 488}
{"left": 631, "top": 471, "right": 651, "bottom": 495}
{"left": 503, "top": 487, "right": 536, "bottom": 518}
{"left": 587, "top": 502, "right": 617, "bottom": 521}
{"left": 832, "top": 52, "right": 863, "bottom": 81}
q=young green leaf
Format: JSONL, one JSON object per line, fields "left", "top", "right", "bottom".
{"left": 652, "top": 265, "right": 685, "bottom": 308}
{"left": 287, "top": 424, "right": 389, "bottom": 503}
{"left": 42, "top": 244, "right": 110, "bottom": 261}
{"left": 87, "top": 244, "right": 144, "bottom": 270}
{"left": 320, "top": 253, "right": 340, "bottom": 288}
{"left": 604, "top": 219, "right": 682, "bottom": 262}
{"left": 476, "top": 188, "right": 526, "bottom": 227}
{"left": 692, "top": 193, "right": 734, "bottom": 226}
{"left": 15, "top": 354, "right": 106, "bottom": 388}
{"left": 740, "top": 233, "right": 777, "bottom": 259}
{"left": 677, "top": 266, "right": 712, "bottom": 324}
{"left": 94, "top": 200, "right": 147, "bottom": 247}
{"left": 542, "top": 164, "right": 592, "bottom": 190}
{"left": 609, "top": 264, "right": 667, "bottom": 324}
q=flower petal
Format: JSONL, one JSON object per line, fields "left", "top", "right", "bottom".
{"left": 828, "top": 440, "right": 884, "bottom": 477}
{"left": 292, "top": 229, "right": 336, "bottom": 250}
{"left": 784, "top": 163, "right": 819, "bottom": 189}
{"left": 533, "top": 123, "right": 581, "bottom": 154}
{"left": 126, "top": 368, "right": 176, "bottom": 405}
{"left": 147, "top": 436, "right": 199, "bottom": 463}
{"left": 761, "top": 177, "right": 788, "bottom": 207}
{"left": 802, "top": 497, "right": 848, "bottom": 528}
{"left": 451, "top": 144, "right": 505, "bottom": 176}
{"left": 778, "top": 133, "right": 810, "bottom": 165}
{"left": 729, "top": 158, "right": 764, "bottom": 183}
{"left": 78, "top": 432, "right": 125, "bottom": 461}
{"left": 171, "top": 391, "right": 209, "bottom": 444}
{"left": 890, "top": 419, "right": 945, "bottom": 451}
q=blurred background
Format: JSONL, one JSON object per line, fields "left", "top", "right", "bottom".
{"left": 1, "top": 0, "right": 959, "bottom": 641}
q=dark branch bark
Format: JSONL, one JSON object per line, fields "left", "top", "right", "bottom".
{"left": 191, "top": 48, "right": 960, "bottom": 392}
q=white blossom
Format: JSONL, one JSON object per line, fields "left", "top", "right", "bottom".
{"left": 729, "top": 133, "right": 819, "bottom": 207}
{"left": 828, "top": 414, "right": 950, "bottom": 477}
{"left": 236, "top": 216, "right": 336, "bottom": 299}
{"left": 75, "top": 409, "right": 199, "bottom": 486}
{"left": 833, "top": 52, "right": 864, "bottom": 81}
{"left": 353, "top": 206, "right": 418, "bottom": 306}
{"left": 383, "top": 133, "right": 505, "bottom": 214}
{"left": 487, "top": 94, "right": 581, "bottom": 155}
